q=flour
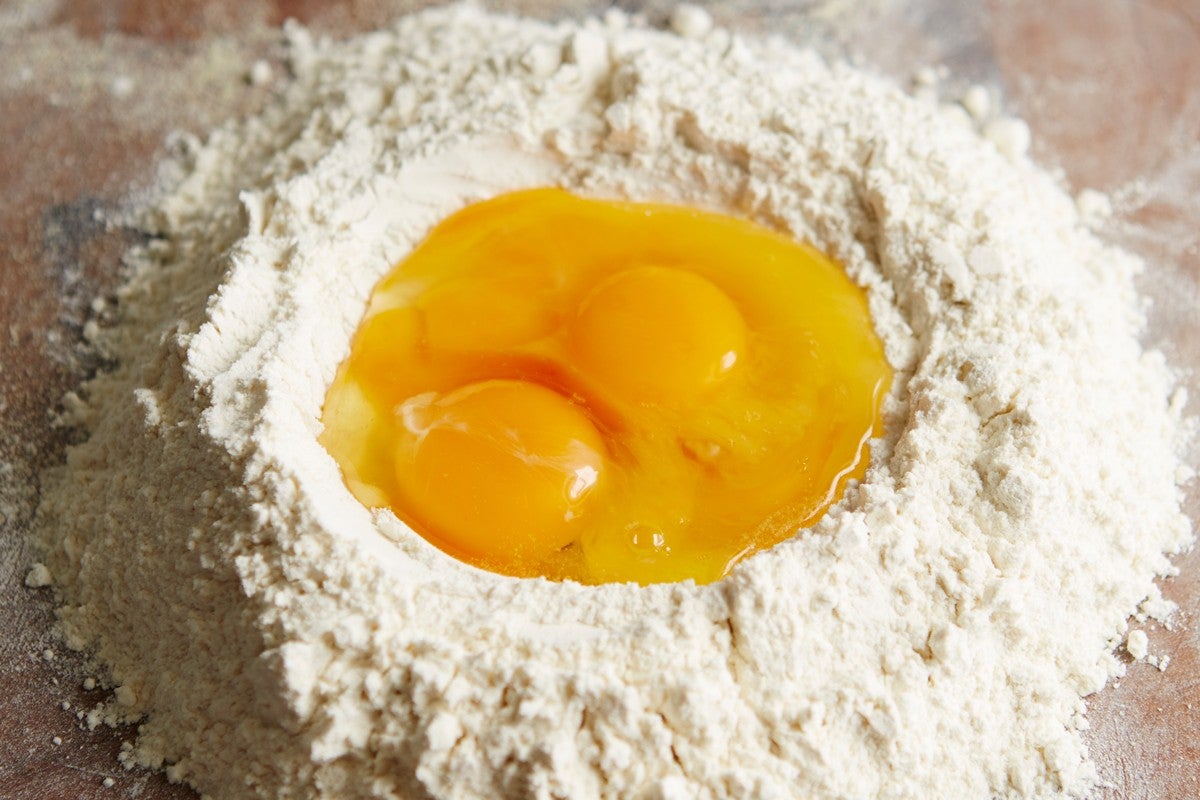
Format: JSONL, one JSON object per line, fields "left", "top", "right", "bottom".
{"left": 32, "top": 5, "right": 1194, "bottom": 799}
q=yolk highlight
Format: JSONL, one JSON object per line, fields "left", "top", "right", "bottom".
{"left": 320, "top": 188, "right": 891, "bottom": 585}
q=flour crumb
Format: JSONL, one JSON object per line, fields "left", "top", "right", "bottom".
{"left": 644, "top": 776, "right": 692, "bottom": 800}
{"left": 1075, "top": 188, "right": 1113, "bottom": 223}
{"left": 960, "top": 84, "right": 990, "bottom": 120}
{"left": 912, "top": 65, "right": 939, "bottom": 87}
{"left": 670, "top": 4, "right": 713, "bottom": 39}
{"left": 83, "top": 676, "right": 97, "bottom": 691}
{"left": 603, "top": 8, "right": 629, "bottom": 30}
{"left": 1125, "top": 629, "right": 1149, "bottom": 660}
{"left": 985, "top": 115, "right": 1032, "bottom": 157}
{"left": 113, "top": 685, "right": 137, "bottom": 707}
{"left": 25, "top": 562, "right": 51, "bottom": 588}
{"left": 424, "top": 712, "right": 463, "bottom": 752}
{"left": 248, "top": 59, "right": 273, "bottom": 87}
{"left": 109, "top": 75, "right": 134, "bottom": 99}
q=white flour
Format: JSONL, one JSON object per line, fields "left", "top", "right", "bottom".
{"left": 32, "top": 5, "right": 1194, "bottom": 799}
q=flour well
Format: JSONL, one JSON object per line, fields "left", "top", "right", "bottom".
{"left": 34, "top": 5, "right": 1194, "bottom": 799}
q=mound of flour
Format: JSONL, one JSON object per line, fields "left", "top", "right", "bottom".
{"left": 33, "top": 5, "right": 1194, "bottom": 799}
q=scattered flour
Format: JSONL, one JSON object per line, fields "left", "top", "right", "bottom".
{"left": 33, "top": 5, "right": 1194, "bottom": 800}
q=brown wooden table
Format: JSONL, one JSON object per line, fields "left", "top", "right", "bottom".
{"left": 2, "top": 1, "right": 1197, "bottom": 798}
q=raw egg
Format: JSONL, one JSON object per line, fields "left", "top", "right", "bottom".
{"left": 320, "top": 188, "right": 891, "bottom": 585}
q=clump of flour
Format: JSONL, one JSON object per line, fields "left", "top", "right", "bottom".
{"left": 33, "top": 5, "right": 1193, "bottom": 799}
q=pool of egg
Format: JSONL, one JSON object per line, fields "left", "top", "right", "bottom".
{"left": 320, "top": 189, "right": 891, "bottom": 585}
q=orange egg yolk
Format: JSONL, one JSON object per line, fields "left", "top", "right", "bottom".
{"left": 320, "top": 188, "right": 891, "bottom": 585}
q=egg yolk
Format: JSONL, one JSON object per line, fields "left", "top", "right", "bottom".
{"left": 320, "top": 188, "right": 891, "bottom": 585}
{"left": 570, "top": 266, "right": 746, "bottom": 406}
{"left": 393, "top": 380, "right": 605, "bottom": 564}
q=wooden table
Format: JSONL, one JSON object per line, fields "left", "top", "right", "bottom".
{"left": 1, "top": 1, "right": 1197, "bottom": 797}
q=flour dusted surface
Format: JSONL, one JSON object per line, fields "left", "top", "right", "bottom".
{"left": 35, "top": 6, "right": 1193, "bottom": 799}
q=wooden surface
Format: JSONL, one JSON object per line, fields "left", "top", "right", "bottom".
{"left": 1, "top": 1, "right": 1197, "bottom": 798}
